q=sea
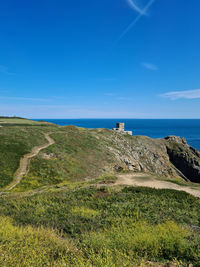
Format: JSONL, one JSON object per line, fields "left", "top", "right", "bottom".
{"left": 35, "top": 119, "right": 200, "bottom": 151}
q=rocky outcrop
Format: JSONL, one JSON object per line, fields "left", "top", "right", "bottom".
{"left": 94, "top": 130, "right": 200, "bottom": 183}
{"left": 164, "top": 136, "right": 200, "bottom": 183}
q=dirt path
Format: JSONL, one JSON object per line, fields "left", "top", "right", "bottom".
{"left": 6, "top": 133, "right": 55, "bottom": 191}
{"left": 116, "top": 173, "right": 200, "bottom": 198}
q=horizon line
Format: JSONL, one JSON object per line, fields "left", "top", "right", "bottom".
{"left": 30, "top": 118, "right": 200, "bottom": 120}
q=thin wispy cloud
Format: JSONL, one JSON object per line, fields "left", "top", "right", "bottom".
{"left": 116, "top": 97, "right": 132, "bottom": 101}
{"left": 116, "top": 0, "right": 155, "bottom": 42}
{"left": 0, "top": 96, "right": 50, "bottom": 102}
{"left": 0, "top": 103, "right": 151, "bottom": 119}
{"left": 141, "top": 62, "right": 158, "bottom": 71}
{"left": 104, "top": 93, "right": 116, "bottom": 96}
{"left": 0, "top": 65, "right": 15, "bottom": 75}
{"left": 104, "top": 93, "right": 131, "bottom": 100}
{"left": 94, "top": 78, "right": 117, "bottom": 82}
{"left": 161, "top": 89, "right": 200, "bottom": 100}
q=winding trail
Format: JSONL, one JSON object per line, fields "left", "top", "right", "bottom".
{"left": 116, "top": 173, "right": 200, "bottom": 198}
{"left": 2, "top": 132, "right": 200, "bottom": 198}
{"left": 6, "top": 133, "right": 55, "bottom": 191}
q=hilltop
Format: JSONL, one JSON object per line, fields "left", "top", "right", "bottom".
{"left": 0, "top": 117, "right": 200, "bottom": 266}
{"left": 0, "top": 117, "right": 200, "bottom": 191}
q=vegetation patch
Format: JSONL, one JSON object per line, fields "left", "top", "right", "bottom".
{"left": 97, "top": 173, "right": 117, "bottom": 184}
{"left": 0, "top": 186, "right": 199, "bottom": 264}
{"left": 14, "top": 128, "right": 114, "bottom": 191}
{"left": 0, "top": 214, "right": 197, "bottom": 266}
{"left": 0, "top": 126, "right": 52, "bottom": 188}
{"left": 0, "top": 216, "right": 77, "bottom": 267}
{"left": 0, "top": 120, "right": 200, "bottom": 265}
{"left": 81, "top": 220, "right": 195, "bottom": 263}
{"left": 71, "top": 207, "right": 99, "bottom": 219}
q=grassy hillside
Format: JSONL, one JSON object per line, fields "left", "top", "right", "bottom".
{"left": 0, "top": 118, "right": 200, "bottom": 266}
{"left": 0, "top": 125, "right": 51, "bottom": 188}
{"left": 0, "top": 120, "right": 118, "bottom": 191}
{"left": 1, "top": 117, "right": 196, "bottom": 192}
{"left": 0, "top": 117, "right": 47, "bottom": 126}
{"left": 10, "top": 126, "right": 183, "bottom": 192}
{"left": 13, "top": 127, "right": 115, "bottom": 191}
{"left": 0, "top": 186, "right": 200, "bottom": 266}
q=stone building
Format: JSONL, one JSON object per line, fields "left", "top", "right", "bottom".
{"left": 112, "top": 122, "right": 132, "bottom": 135}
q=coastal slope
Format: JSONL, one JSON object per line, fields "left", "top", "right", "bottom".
{"left": 1, "top": 118, "right": 200, "bottom": 191}
{"left": 0, "top": 118, "right": 200, "bottom": 266}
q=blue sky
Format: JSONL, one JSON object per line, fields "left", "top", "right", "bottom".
{"left": 0, "top": 0, "right": 200, "bottom": 118}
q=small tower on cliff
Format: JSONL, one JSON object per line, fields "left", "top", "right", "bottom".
{"left": 112, "top": 122, "right": 132, "bottom": 135}
{"left": 116, "top": 122, "right": 125, "bottom": 132}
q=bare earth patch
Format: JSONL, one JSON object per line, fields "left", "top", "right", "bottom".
{"left": 116, "top": 173, "right": 200, "bottom": 198}
{"left": 41, "top": 152, "right": 55, "bottom": 160}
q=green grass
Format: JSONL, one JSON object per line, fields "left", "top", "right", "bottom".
{"left": 92, "top": 173, "right": 117, "bottom": 184}
{"left": 0, "top": 121, "right": 115, "bottom": 191}
{"left": 0, "top": 216, "right": 77, "bottom": 267}
{"left": 13, "top": 127, "right": 114, "bottom": 191}
{"left": 2, "top": 186, "right": 200, "bottom": 235}
{"left": 0, "top": 126, "right": 52, "bottom": 188}
{"left": 0, "top": 117, "right": 50, "bottom": 126}
{"left": 0, "top": 118, "right": 62, "bottom": 188}
{"left": 81, "top": 220, "right": 195, "bottom": 264}
{"left": 0, "top": 213, "right": 197, "bottom": 266}
{"left": 0, "top": 186, "right": 200, "bottom": 265}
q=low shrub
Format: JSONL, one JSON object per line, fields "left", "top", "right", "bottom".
{"left": 0, "top": 216, "right": 76, "bottom": 266}
{"left": 81, "top": 219, "right": 196, "bottom": 262}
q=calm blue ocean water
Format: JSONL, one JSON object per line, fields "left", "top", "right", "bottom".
{"left": 35, "top": 119, "right": 200, "bottom": 151}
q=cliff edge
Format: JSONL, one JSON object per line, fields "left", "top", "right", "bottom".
{"left": 1, "top": 122, "right": 200, "bottom": 191}
{"left": 164, "top": 136, "right": 200, "bottom": 182}
{"left": 93, "top": 129, "right": 200, "bottom": 183}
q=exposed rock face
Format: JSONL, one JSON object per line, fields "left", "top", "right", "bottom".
{"left": 108, "top": 134, "right": 179, "bottom": 178}
{"left": 164, "top": 136, "right": 200, "bottom": 183}
{"left": 94, "top": 130, "right": 200, "bottom": 182}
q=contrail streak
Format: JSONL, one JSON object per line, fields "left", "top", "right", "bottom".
{"left": 126, "top": 0, "right": 146, "bottom": 15}
{"left": 116, "top": 0, "right": 155, "bottom": 43}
